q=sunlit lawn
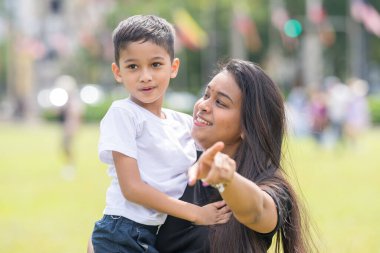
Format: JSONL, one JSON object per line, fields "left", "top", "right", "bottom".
{"left": 284, "top": 129, "right": 380, "bottom": 253}
{"left": 0, "top": 122, "right": 379, "bottom": 252}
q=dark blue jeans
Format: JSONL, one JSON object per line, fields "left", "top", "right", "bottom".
{"left": 92, "top": 215, "right": 159, "bottom": 253}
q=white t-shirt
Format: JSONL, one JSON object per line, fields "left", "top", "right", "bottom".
{"left": 98, "top": 98, "right": 197, "bottom": 225}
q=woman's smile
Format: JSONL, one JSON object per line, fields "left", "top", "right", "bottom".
{"left": 194, "top": 115, "right": 212, "bottom": 126}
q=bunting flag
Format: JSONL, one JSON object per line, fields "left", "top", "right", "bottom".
{"left": 318, "top": 22, "right": 336, "bottom": 47}
{"left": 172, "top": 9, "right": 208, "bottom": 50}
{"left": 271, "top": 6, "right": 300, "bottom": 50}
{"left": 309, "top": 3, "right": 335, "bottom": 47}
{"left": 351, "top": 0, "right": 380, "bottom": 37}
{"left": 271, "top": 7, "right": 289, "bottom": 31}
{"left": 307, "top": 2, "right": 326, "bottom": 25}
{"left": 233, "top": 13, "right": 262, "bottom": 52}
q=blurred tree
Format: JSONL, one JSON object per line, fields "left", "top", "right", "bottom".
{"left": 57, "top": 0, "right": 380, "bottom": 96}
{"left": 2, "top": 0, "right": 380, "bottom": 122}
{"left": 0, "top": 43, "right": 6, "bottom": 98}
{"left": 0, "top": 2, "right": 9, "bottom": 106}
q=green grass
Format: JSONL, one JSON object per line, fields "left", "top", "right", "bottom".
{"left": 0, "top": 122, "right": 379, "bottom": 252}
{"left": 284, "top": 132, "right": 380, "bottom": 253}
{"left": 0, "top": 122, "right": 107, "bottom": 253}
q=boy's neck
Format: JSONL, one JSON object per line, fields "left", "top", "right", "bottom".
{"left": 147, "top": 107, "right": 166, "bottom": 119}
{"left": 130, "top": 97, "right": 165, "bottom": 119}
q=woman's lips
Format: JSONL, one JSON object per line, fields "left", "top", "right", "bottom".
{"left": 194, "top": 116, "right": 212, "bottom": 126}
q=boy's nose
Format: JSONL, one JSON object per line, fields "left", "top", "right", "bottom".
{"left": 139, "top": 69, "right": 152, "bottom": 82}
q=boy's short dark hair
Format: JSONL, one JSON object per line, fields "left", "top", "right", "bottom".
{"left": 112, "top": 15, "right": 176, "bottom": 65}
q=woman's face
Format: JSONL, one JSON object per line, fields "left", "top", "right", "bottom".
{"left": 192, "top": 70, "right": 243, "bottom": 156}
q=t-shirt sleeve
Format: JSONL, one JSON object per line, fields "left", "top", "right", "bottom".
{"left": 259, "top": 186, "right": 290, "bottom": 237}
{"left": 98, "top": 106, "right": 138, "bottom": 165}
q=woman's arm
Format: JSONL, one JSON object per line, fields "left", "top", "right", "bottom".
{"left": 188, "top": 142, "right": 277, "bottom": 233}
{"left": 113, "top": 151, "right": 230, "bottom": 225}
{"left": 221, "top": 172, "right": 277, "bottom": 233}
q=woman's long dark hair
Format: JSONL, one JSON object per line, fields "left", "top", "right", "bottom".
{"left": 209, "top": 59, "right": 315, "bottom": 253}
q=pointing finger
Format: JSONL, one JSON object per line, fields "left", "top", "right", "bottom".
{"left": 200, "top": 142, "right": 225, "bottom": 165}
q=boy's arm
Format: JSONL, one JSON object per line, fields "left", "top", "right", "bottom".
{"left": 112, "top": 151, "right": 229, "bottom": 225}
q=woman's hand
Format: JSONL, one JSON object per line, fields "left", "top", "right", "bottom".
{"left": 193, "top": 200, "right": 232, "bottom": 225}
{"left": 188, "top": 142, "right": 236, "bottom": 188}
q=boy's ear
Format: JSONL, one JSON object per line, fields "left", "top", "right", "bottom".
{"left": 111, "top": 62, "right": 122, "bottom": 83}
{"left": 170, "top": 58, "right": 180, "bottom": 79}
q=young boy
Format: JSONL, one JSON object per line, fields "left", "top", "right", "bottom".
{"left": 91, "top": 15, "right": 229, "bottom": 253}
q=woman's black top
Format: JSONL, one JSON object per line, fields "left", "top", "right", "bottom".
{"left": 156, "top": 180, "right": 283, "bottom": 253}
{"left": 156, "top": 181, "right": 211, "bottom": 253}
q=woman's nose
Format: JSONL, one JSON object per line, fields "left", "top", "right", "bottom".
{"left": 197, "top": 99, "right": 211, "bottom": 112}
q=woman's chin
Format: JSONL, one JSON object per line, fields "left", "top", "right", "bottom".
{"left": 195, "top": 139, "right": 212, "bottom": 150}
{"left": 192, "top": 130, "right": 215, "bottom": 149}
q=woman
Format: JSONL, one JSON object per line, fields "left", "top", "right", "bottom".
{"left": 156, "top": 59, "right": 315, "bottom": 253}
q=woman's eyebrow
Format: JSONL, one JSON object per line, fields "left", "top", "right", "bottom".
{"left": 206, "top": 85, "right": 234, "bottom": 104}
{"left": 218, "top": 91, "right": 234, "bottom": 104}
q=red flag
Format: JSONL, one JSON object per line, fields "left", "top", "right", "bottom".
{"left": 234, "top": 14, "right": 262, "bottom": 52}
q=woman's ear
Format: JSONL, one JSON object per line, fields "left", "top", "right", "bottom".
{"left": 111, "top": 62, "right": 122, "bottom": 83}
{"left": 240, "top": 132, "right": 245, "bottom": 140}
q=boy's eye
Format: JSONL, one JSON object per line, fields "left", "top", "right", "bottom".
{"left": 152, "top": 62, "right": 162, "bottom": 68}
{"left": 203, "top": 93, "right": 210, "bottom": 99}
{"left": 127, "top": 64, "right": 138, "bottom": 69}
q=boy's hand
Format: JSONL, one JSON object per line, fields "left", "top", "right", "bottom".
{"left": 193, "top": 200, "right": 232, "bottom": 225}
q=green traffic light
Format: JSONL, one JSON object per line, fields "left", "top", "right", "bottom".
{"left": 284, "top": 19, "right": 302, "bottom": 38}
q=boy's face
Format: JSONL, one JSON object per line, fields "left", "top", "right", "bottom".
{"left": 112, "top": 40, "right": 179, "bottom": 110}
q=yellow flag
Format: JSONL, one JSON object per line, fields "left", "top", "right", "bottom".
{"left": 173, "top": 9, "right": 208, "bottom": 50}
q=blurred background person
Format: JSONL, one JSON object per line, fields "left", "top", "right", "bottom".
{"left": 325, "top": 77, "right": 351, "bottom": 148}
{"left": 286, "top": 83, "right": 311, "bottom": 138}
{"left": 309, "top": 88, "right": 329, "bottom": 145}
{"left": 344, "top": 78, "right": 370, "bottom": 148}
{"left": 55, "top": 75, "right": 84, "bottom": 180}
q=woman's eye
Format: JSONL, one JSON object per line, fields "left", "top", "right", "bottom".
{"left": 203, "top": 93, "right": 210, "bottom": 99}
{"left": 216, "top": 100, "right": 225, "bottom": 107}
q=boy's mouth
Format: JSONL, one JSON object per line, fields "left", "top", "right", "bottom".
{"left": 140, "top": 86, "right": 155, "bottom": 92}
